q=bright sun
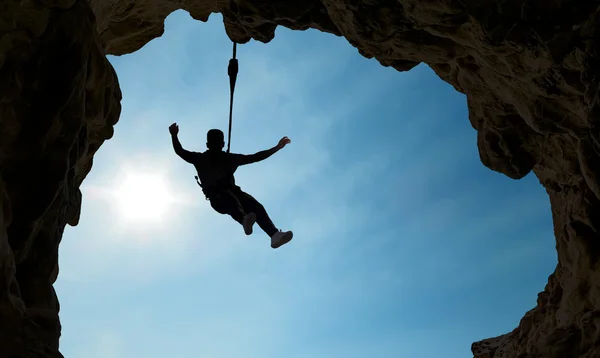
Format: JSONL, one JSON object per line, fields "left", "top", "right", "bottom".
{"left": 112, "top": 171, "right": 175, "bottom": 224}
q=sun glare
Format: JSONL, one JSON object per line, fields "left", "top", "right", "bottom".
{"left": 112, "top": 170, "right": 175, "bottom": 224}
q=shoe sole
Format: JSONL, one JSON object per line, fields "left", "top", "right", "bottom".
{"left": 271, "top": 231, "right": 293, "bottom": 249}
{"left": 243, "top": 213, "right": 257, "bottom": 235}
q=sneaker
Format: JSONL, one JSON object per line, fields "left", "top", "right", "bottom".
{"left": 271, "top": 230, "right": 293, "bottom": 249}
{"left": 242, "top": 213, "right": 257, "bottom": 235}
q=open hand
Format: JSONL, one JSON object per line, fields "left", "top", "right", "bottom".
{"left": 169, "top": 123, "right": 179, "bottom": 136}
{"left": 277, "top": 136, "right": 291, "bottom": 149}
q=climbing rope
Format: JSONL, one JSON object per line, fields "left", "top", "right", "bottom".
{"left": 195, "top": 41, "right": 239, "bottom": 193}
{"left": 226, "top": 41, "right": 238, "bottom": 153}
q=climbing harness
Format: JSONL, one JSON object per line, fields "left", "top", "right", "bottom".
{"left": 195, "top": 41, "right": 239, "bottom": 198}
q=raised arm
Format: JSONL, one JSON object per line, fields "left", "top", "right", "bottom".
{"left": 233, "top": 136, "right": 291, "bottom": 166}
{"left": 169, "top": 123, "right": 199, "bottom": 163}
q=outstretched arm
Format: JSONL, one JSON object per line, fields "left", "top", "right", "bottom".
{"left": 233, "top": 136, "right": 291, "bottom": 166}
{"left": 169, "top": 123, "right": 199, "bottom": 163}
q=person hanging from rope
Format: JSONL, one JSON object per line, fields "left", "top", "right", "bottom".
{"left": 168, "top": 123, "right": 294, "bottom": 249}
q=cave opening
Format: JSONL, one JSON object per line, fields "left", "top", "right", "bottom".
{"left": 49, "top": 10, "right": 558, "bottom": 358}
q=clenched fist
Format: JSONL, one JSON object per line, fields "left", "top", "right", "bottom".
{"left": 169, "top": 123, "right": 179, "bottom": 136}
{"left": 277, "top": 136, "right": 291, "bottom": 149}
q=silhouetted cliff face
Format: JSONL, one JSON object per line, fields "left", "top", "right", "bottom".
{"left": 1, "top": 0, "right": 121, "bottom": 356}
{"left": 2, "top": 0, "right": 600, "bottom": 356}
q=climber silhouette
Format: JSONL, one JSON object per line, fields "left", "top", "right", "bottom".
{"left": 169, "top": 123, "right": 293, "bottom": 249}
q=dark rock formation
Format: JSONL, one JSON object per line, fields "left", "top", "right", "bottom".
{"left": 2, "top": 0, "right": 600, "bottom": 357}
{"left": 1, "top": 0, "right": 121, "bottom": 356}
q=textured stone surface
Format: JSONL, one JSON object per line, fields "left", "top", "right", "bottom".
{"left": 0, "top": 0, "right": 121, "bottom": 356}
{"left": 2, "top": 0, "right": 600, "bottom": 356}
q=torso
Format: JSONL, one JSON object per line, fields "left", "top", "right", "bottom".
{"left": 193, "top": 150, "right": 239, "bottom": 192}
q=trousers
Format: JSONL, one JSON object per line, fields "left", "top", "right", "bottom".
{"left": 209, "top": 187, "right": 278, "bottom": 237}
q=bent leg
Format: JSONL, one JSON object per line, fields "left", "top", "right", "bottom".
{"left": 209, "top": 190, "right": 246, "bottom": 225}
{"left": 234, "top": 189, "right": 278, "bottom": 237}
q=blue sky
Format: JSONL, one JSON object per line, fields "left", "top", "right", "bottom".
{"left": 54, "top": 11, "right": 557, "bottom": 358}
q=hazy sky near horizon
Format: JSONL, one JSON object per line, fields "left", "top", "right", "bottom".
{"left": 55, "top": 10, "right": 557, "bottom": 358}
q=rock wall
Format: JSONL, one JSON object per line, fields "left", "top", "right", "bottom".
{"left": 2, "top": 0, "right": 600, "bottom": 357}
{"left": 1, "top": 0, "right": 121, "bottom": 356}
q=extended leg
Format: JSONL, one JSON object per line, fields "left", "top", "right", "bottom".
{"left": 234, "top": 189, "right": 278, "bottom": 237}
{"left": 209, "top": 190, "right": 256, "bottom": 235}
{"left": 234, "top": 189, "right": 293, "bottom": 249}
{"left": 209, "top": 190, "right": 246, "bottom": 224}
